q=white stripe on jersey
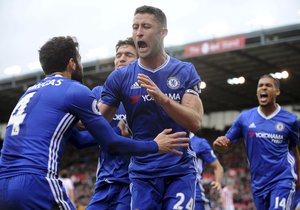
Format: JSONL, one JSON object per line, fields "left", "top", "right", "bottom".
{"left": 287, "top": 152, "right": 297, "bottom": 180}
{"left": 46, "top": 177, "right": 72, "bottom": 210}
{"left": 47, "top": 113, "right": 75, "bottom": 178}
{"left": 46, "top": 113, "right": 75, "bottom": 210}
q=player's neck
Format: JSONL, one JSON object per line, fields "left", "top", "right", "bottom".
{"left": 259, "top": 103, "right": 278, "bottom": 116}
{"left": 50, "top": 71, "right": 70, "bottom": 79}
{"left": 140, "top": 52, "right": 168, "bottom": 70}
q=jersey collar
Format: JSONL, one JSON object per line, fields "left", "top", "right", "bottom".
{"left": 137, "top": 55, "right": 170, "bottom": 73}
{"left": 257, "top": 104, "right": 281, "bottom": 119}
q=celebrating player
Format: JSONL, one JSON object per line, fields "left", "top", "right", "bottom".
{"left": 86, "top": 37, "right": 138, "bottom": 210}
{"left": 0, "top": 36, "right": 189, "bottom": 210}
{"left": 213, "top": 74, "right": 299, "bottom": 210}
{"left": 100, "top": 5, "right": 204, "bottom": 209}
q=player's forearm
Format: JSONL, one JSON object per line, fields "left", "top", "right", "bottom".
{"left": 86, "top": 117, "right": 158, "bottom": 155}
{"left": 98, "top": 102, "right": 117, "bottom": 122}
{"left": 159, "top": 96, "right": 203, "bottom": 132}
{"left": 70, "top": 128, "right": 97, "bottom": 149}
{"left": 214, "top": 164, "right": 224, "bottom": 184}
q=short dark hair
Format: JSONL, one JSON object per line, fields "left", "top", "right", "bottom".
{"left": 134, "top": 5, "right": 167, "bottom": 28}
{"left": 39, "top": 36, "right": 79, "bottom": 75}
{"left": 115, "top": 37, "right": 135, "bottom": 52}
{"left": 259, "top": 74, "right": 280, "bottom": 89}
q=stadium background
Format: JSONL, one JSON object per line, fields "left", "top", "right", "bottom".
{"left": 0, "top": 23, "right": 300, "bottom": 209}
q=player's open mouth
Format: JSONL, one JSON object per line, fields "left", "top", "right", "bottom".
{"left": 260, "top": 92, "right": 268, "bottom": 102}
{"left": 137, "top": 41, "right": 147, "bottom": 49}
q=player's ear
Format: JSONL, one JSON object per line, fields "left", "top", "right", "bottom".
{"left": 161, "top": 28, "right": 168, "bottom": 38}
{"left": 68, "top": 58, "right": 76, "bottom": 70}
{"left": 276, "top": 88, "right": 280, "bottom": 96}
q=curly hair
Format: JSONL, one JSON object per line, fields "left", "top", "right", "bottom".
{"left": 39, "top": 36, "right": 79, "bottom": 75}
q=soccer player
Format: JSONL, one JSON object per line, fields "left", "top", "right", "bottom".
{"left": 100, "top": 5, "right": 204, "bottom": 209}
{"left": 213, "top": 74, "right": 299, "bottom": 210}
{"left": 191, "top": 134, "right": 224, "bottom": 210}
{"left": 0, "top": 36, "right": 190, "bottom": 210}
{"left": 86, "top": 37, "right": 138, "bottom": 210}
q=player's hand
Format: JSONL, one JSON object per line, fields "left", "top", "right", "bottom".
{"left": 137, "top": 73, "right": 168, "bottom": 105}
{"left": 154, "top": 128, "right": 189, "bottom": 155}
{"left": 211, "top": 181, "right": 222, "bottom": 192}
{"left": 117, "top": 120, "right": 131, "bottom": 137}
{"left": 75, "top": 120, "right": 86, "bottom": 130}
{"left": 213, "top": 136, "right": 232, "bottom": 153}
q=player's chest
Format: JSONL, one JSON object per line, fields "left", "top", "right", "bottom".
{"left": 244, "top": 119, "right": 289, "bottom": 144}
{"left": 121, "top": 72, "right": 186, "bottom": 105}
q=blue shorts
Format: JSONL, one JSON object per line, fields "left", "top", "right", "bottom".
{"left": 194, "top": 183, "right": 211, "bottom": 210}
{"left": 253, "top": 180, "right": 295, "bottom": 210}
{"left": 86, "top": 182, "right": 130, "bottom": 210}
{"left": 0, "top": 174, "right": 75, "bottom": 210}
{"left": 130, "top": 173, "right": 196, "bottom": 210}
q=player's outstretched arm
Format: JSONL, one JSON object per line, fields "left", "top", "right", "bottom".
{"left": 85, "top": 116, "right": 189, "bottom": 156}
{"left": 213, "top": 136, "right": 232, "bottom": 153}
{"left": 154, "top": 129, "right": 189, "bottom": 155}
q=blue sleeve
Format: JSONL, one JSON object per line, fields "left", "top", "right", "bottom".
{"left": 69, "top": 128, "right": 97, "bottom": 149}
{"left": 289, "top": 118, "right": 299, "bottom": 147}
{"left": 191, "top": 137, "right": 217, "bottom": 164}
{"left": 91, "top": 85, "right": 103, "bottom": 101}
{"left": 225, "top": 112, "right": 244, "bottom": 143}
{"left": 101, "top": 69, "right": 122, "bottom": 108}
{"left": 186, "top": 62, "right": 201, "bottom": 95}
{"left": 66, "top": 83, "right": 158, "bottom": 155}
{"left": 86, "top": 117, "right": 157, "bottom": 155}
{"left": 113, "top": 126, "right": 122, "bottom": 135}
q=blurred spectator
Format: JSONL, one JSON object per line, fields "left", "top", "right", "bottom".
{"left": 60, "top": 169, "right": 75, "bottom": 206}
{"left": 221, "top": 178, "right": 235, "bottom": 210}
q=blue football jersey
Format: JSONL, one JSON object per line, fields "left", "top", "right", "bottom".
{"left": 191, "top": 135, "right": 217, "bottom": 204}
{"left": 225, "top": 105, "right": 299, "bottom": 195}
{"left": 92, "top": 86, "right": 131, "bottom": 187}
{"left": 101, "top": 56, "right": 201, "bottom": 178}
{"left": 0, "top": 75, "right": 158, "bottom": 179}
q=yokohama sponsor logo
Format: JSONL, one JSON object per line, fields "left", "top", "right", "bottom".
{"left": 255, "top": 132, "right": 283, "bottom": 140}
{"left": 142, "top": 93, "right": 181, "bottom": 102}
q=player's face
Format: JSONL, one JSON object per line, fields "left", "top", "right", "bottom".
{"left": 256, "top": 77, "right": 280, "bottom": 107}
{"left": 114, "top": 44, "right": 137, "bottom": 68}
{"left": 132, "top": 13, "right": 165, "bottom": 58}
{"left": 71, "top": 55, "right": 83, "bottom": 83}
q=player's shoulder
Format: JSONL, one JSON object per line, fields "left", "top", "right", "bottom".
{"left": 191, "top": 136, "right": 211, "bottom": 150}
{"left": 169, "top": 56, "right": 194, "bottom": 68}
{"left": 279, "top": 106, "right": 298, "bottom": 123}
{"left": 280, "top": 106, "right": 297, "bottom": 118}
{"left": 91, "top": 85, "right": 103, "bottom": 94}
{"left": 108, "top": 61, "right": 138, "bottom": 79}
{"left": 241, "top": 107, "right": 257, "bottom": 116}
{"left": 66, "top": 80, "right": 92, "bottom": 97}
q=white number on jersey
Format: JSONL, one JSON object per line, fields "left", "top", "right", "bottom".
{"left": 7, "top": 92, "right": 36, "bottom": 136}
{"left": 173, "top": 192, "right": 194, "bottom": 210}
{"left": 274, "top": 196, "right": 286, "bottom": 209}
